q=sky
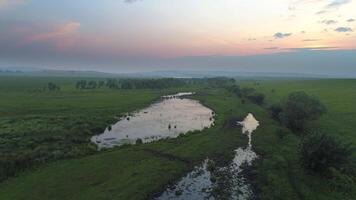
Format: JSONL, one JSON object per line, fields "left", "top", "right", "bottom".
{"left": 0, "top": 0, "right": 355, "bottom": 76}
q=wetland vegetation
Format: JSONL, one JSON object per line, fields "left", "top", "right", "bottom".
{"left": 0, "top": 76, "right": 355, "bottom": 200}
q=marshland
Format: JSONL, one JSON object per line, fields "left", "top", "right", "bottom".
{"left": 0, "top": 76, "right": 355, "bottom": 200}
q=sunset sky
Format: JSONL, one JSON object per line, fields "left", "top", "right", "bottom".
{"left": 0, "top": 0, "right": 355, "bottom": 76}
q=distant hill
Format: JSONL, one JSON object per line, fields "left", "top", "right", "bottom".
{"left": 0, "top": 68, "right": 118, "bottom": 78}
{"left": 0, "top": 68, "right": 335, "bottom": 79}
{"left": 120, "top": 70, "right": 333, "bottom": 79}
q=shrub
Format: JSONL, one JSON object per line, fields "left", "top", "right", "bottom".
{"left": 135, "top": 138, "right": 143, "bottom": 144}
{"left": 276, "top": 128, "right": 289, "bottom": 139}
{"left": 268, "top": 104, "right": 283, "bottom": 121}
{"left": 227, "top": 85, "right": 242, "bottom": 97}
{"left": 279, "top": 91, "right": 326, "bottom": 131}
{"left": 329, "top": 167, "right": 355, "bottom": 192}
{"left": 300, "top": 132, "right": 354, "bottom": 174}
{"left": 241, "top": 87, "right": 256, "bottom": 97}
{"left": 223, "top": 116, "right": 243, "bottom": 129}
{"left": 247, "top": 92, "right": 265, "bottom": 105}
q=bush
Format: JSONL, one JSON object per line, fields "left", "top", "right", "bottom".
{"left": 276, "top": 128, "right": 289, "bottom": 139}
{"left": 329, "top": 167, "right": 355, "bottom": 192}
{"left": 300, "top": 132, "right": 354, "bottom": 174}
{"left": 227, "top": 85, "right": 242, "bottom": 97}
{"left": 247, "top": 92, "right": 265, "bottom": 105}
{"left": 223, "top": 116, "right": 243, "bottom": 129}
{"left": 135, "top": 138, "right": 143, "bottom": 144}
{"left": 268, "top": 104, "right": 283, "bottom": 121}
{"left": 241, "top": 87, "right": 256, "bottom": 97}
{"left": 279, "top": 91, "right": 326, "bottom": 131}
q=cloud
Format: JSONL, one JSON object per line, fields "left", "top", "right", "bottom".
{"left": 320, "top": 19, "right": 337, "bottom": 25}
{"left": 347, "top": 18, "right": 355, "bottom": 22}
{"left": 282, "top": 46, "right": 338, "bottom": 51}
{"left": 0, "top": 0, "right": 27, "bottom": 9}
{"left": 289, "top": 0, "right": 325, "bottom": 10}
{"left": 274, "top": 32, "right": 292, "bottom": 39}
{"left": 334, "top": 27, "right": 353, "bottom": 32}
{"left": 326, "top": 0, "right": 351, "bottom": 8}
{"left": 264, "top": 47, "right": 279, "bottom": 50}
{"left": 317, "top": 0, "right": 351, "bottom": 14}
{"left": 124, "top": 0, "right": 141, "bottom": 3}
{"left": 302, "top": 39, "right": 322, "bottom": 42}
{"left": 26, "top": 21, "right": 81, "bottom": 43}
{"left": 316, "top": 10, "right": 328, "bottom": 15}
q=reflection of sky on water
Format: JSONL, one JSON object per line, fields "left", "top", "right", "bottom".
{"left": 91, "top": 94, "right": 214, "bottom": 149}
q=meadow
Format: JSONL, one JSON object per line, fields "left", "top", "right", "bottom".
{"left": 240, "top": 79, "right": 356, "bottom": 199}
{"left": 0, "top": 76, "right": 166, "bottom": 181}
{"left": 0, "top": 76, "right": 355, "bottom": 200}
{"left": 241, "top": 79, "right": 356, "bottom": 144}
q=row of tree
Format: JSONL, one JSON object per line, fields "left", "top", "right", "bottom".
{"left": 75, "top": 78, "right": 186, "bottom": 90}
{"left": 76, "top": 80, "right": 105, "bottom": 89}
{"left": 75, "top": 77, "right": 236, "bottom": 90}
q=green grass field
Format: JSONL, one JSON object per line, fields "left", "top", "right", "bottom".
{"left": 242, "top": 79, "right": 356, "bottom": 200}
{"left": 242, "top": 79, "right": 356, "bottom": 144}
{"left": 0, "top": 76, "right": 171, "bottom": 181}
{"left": 0, "top": 76, "right": 355, "bottom": 199}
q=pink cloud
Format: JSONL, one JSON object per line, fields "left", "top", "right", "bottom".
{"left": 27, "top": 21, "right": 81, "bottom": 43}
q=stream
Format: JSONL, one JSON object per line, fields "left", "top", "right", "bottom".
{"left": 91, "top": 93, "right": 259, "bottom": 199}
{"left": 156, "top": 113, "right": 259, "bottom": 200}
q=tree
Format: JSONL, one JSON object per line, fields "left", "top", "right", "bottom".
{"left": 47, "top": 82, "right": 60, "bottom": 91}
{"left": 268, "top": 104, "right": 283, "bottom": 121}
{"left": 279, "top": 91, "right": 326, "bottom": 131}
{"left": 88, "top": 81, "right": 97, "bottom": 89}
{"left": 76, "top": 80, "right": 87, "bottom": 89}
{"left": 240, "top": 87, "right": 256, "bottom": 97}
{"left": 227, "top": 85, "right": 242, "bottom": 97}
{"left": 247, "top": 92, "right": 265, "bottom": 105}
{"left": 76, "top": 81, "right": 81, "bottom": 89}
{"left": 98, "top": 80, "right": 105, "bottom": 88}
{"left": 300, "top": 132, "right": 353, "bottom": 174}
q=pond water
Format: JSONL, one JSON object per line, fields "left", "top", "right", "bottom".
{"left": 156, "top": 113, "right": 259, "bottom": 200}
{"left": 91, "top": 92, "right": 214, "bottom": 149}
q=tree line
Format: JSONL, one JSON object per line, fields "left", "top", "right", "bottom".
{"left": 75, "top": 78, "right": 186, "bottom": 90}
{"left": 75, "top": 77, "right": 236, "bottom": 90}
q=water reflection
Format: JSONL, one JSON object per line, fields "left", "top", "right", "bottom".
{"left": 237, "top": 113, "right": 259, "bottom": 148}
{"left": 157, "top": 160, "right": 214, "bottom": 200}
{"left": 156, "top": 113, "right": 259, "bottom": 200}
{"left": 91, "top": 93, "right": 214, "bottom": 149}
